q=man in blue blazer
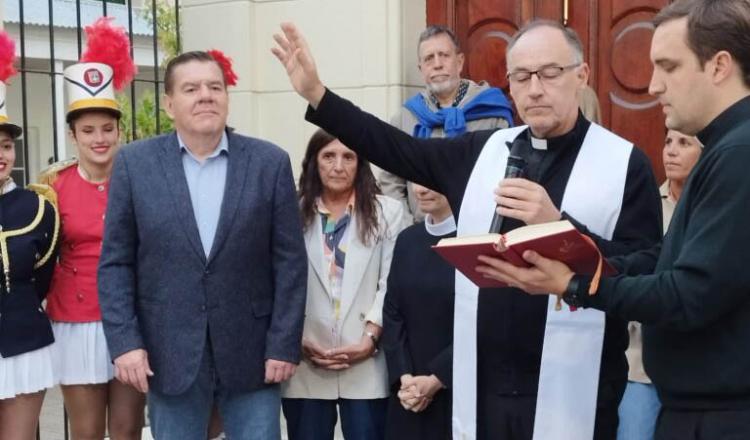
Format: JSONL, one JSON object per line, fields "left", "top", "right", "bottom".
{"left": 98, "top": 51, "right": 307, "bottom": 440}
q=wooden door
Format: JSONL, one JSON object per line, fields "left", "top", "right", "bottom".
{"left": 427, "top": 0, "right": 670, "bottom": 182}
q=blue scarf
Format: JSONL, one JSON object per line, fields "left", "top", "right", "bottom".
{"left": 404, "top": 86, "right": 514, "bottom": 138}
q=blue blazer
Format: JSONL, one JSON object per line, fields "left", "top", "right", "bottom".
{"left": 98, "top": 130, "right": 307, "bottom": 395}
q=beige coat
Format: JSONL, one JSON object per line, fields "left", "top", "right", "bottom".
{"left": 282, "top": 195, "right": 404, "bottom": 399}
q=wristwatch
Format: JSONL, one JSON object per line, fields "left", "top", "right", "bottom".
{"left": 562, "top": 275, "right": 586, "bottom": 308}
{"left": 365, "top": 331, "right": 379, "bottom": 355}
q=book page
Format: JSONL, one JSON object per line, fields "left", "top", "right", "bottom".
{"left": 504, "top": 220, "right": 574, "bottom": 245}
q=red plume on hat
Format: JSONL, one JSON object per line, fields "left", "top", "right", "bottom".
{"left": 81, "top": 17, "right": 137, "bottom": 90}
{"left": 0, "top": 31, "right": 18, "bottom": 84}
{"left": 207, "top": 49, "right": 238, "bottom": 87}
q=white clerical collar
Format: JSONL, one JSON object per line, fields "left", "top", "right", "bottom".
{"left": 425, "top": 214, "right": 457, "bottom": 236}
{"left": 530, "top": 136, "right": 548, "bottom": 150}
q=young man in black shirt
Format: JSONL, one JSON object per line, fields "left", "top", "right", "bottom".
{"left": 476, "top": 1, "right": 750, "bottom": 438}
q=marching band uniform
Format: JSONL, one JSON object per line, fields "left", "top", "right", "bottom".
{"left": 0, "top": 81, "right": 61, "bottom": 399}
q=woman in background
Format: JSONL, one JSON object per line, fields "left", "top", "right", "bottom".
{"left": 0, "top": 33, "right": 60, "bottom": 437}
{"left": 282, "top": 128, "right": 403, "bottom": 440}
{"left": 382, "top": 183, "right": 456, "bottom": 439}
{"left": 40, "top": 17, "right": 144, "bottom": 440}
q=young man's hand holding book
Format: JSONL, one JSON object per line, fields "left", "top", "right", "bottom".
{"left": 475, "top": 247, "right": 574, "bottom": 296}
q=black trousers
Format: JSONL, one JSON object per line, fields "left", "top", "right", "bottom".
{"left": 656, "top": 408, "right": 750, "bottom": 440}
{"left": 476, "top": 393, "right": 619, "bottom": 440}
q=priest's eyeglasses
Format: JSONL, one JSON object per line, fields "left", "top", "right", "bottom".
{"left": 506, "top": 63, "right": 581, "bottom": 84}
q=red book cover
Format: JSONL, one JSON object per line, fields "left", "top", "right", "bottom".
{"left": 432, "top": 220, "right": 616, "bottom": 288}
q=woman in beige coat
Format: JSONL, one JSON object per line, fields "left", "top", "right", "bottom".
{"left": 282, "top": 129, "right": 404, "bottom": 440}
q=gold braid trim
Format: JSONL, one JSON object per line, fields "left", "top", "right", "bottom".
{"left": 1, "top": 195, "right": 45, "bottom": 294}
{"left": 0, "top": 189, "right": 61, "bottom": 293}
{"left": 0, "top": 231, "right": 10, "bottom": 294}
{"left": 28, "top": 185, "right": 61, "bottom": 269}
{"left": 37, "top": 158, "right": 78, "bottom": 187}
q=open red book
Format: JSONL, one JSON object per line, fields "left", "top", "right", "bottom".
{"left": 432, "top": 220, "right": 616, "bottom": 288}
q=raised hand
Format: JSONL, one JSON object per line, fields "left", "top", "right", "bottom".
{"left": 271, "top": 22, "right": 326, "bottom": 108}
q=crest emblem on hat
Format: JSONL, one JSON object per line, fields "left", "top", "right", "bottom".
{"left": 84, "top": 68, "right": 103, "bottom": 87}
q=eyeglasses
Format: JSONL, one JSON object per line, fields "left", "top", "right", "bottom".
{"left": 506, "top": 63, "right": 581, "bottom": 84}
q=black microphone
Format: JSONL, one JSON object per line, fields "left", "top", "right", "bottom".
{"left": 488, "top": 138, "right": 528, "bottom": 233}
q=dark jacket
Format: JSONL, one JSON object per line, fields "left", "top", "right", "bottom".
{"left": 0, "top": 187, "right": 58, "bottom": 357}
{"left": 383, "top": 222, "right": 455, "bottom": 440}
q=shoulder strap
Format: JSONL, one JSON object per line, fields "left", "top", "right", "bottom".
{"left": 37, "top": 158, "right": 78, "bottom": 186}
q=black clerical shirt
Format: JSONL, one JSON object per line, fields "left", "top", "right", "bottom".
{"left": 577, "top": 96, "right": 750, "bottom": 411}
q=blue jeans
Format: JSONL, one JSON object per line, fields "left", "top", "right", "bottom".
{"left": 148, "top": 344, "right": 281, "bottom": 440}
{"left": 282, "top": 397, "right": 387, "bottom": 440}
{"left": 617, "top": 381, "right": 661, "bottom": 440}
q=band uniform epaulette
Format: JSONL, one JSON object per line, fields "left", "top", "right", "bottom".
{"left": 37, "top": 157, "right": 78, "bottom": 187}
{"left": 25, "top": 182, "right": 61, "bottom": 270}
{"left": 26, "top": 183, "right": 58, "bottom": 208}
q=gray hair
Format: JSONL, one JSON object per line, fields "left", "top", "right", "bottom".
{"left": 506, "top": 19, "right": 584, "bottom": 65}
{"left": 417, "top": 25, "right": 461, "bottom": 59}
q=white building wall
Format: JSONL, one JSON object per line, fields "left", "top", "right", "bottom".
{"left": 181, "top": 0, "right": 426, "bottom": 176}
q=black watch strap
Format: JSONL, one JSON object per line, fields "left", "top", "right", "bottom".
{"left": 562, "top": 275, "right": 586, "bottom": 308}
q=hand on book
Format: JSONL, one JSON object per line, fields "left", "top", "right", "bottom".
{"left": 495, "top": 178, "right": 562, "bottom": 225}
{"left": 475, "top": 249, "right": 574, "bottom": 295}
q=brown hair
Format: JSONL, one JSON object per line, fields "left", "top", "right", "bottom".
{"left": 418, "top": 25, "right": 462, "bottom": 57}
{"left": 654, "top": 0, "right": 750, "bottom": 87}
{"left": 298, "top": 129, "right": 382, "bottom": 246}
{"left": 164, "top": 51, "right": 224, "bottom": 95}
{"left": 67, "top": 108, "right": 121, "bottom": 133}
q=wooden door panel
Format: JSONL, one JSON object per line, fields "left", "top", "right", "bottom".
{"left": 456, "top": 0, "right": 526, "bottom": 89}
{"left": 599, "top": 0, "right": 668, "bottom": 181}
{"left": 428, "top": 0, "right": 671, "bottom": 182}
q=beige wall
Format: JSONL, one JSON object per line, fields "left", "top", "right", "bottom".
{"left": 181, "top": 0, "right": 426, "bottom": 176}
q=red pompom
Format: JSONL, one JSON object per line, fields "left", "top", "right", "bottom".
{"left": 207, "top": 49, "right": 238, "bottom": 87}
{"left": 81, "top": 17, "right": 137, "bottom": 90}
{"left": 0, "top": 32, "right": 17, "bottom": 83}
